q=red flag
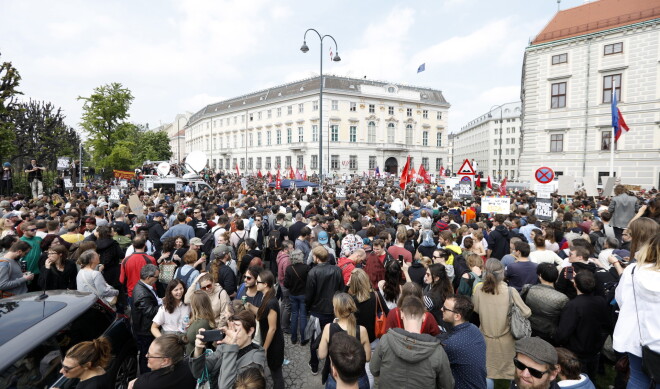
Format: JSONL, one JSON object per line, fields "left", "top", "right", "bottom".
{"left": 288, "top": 167, "right": 295, "bottom": 180}
{"left": 276, "top": 170, "right": 281, "bottom": 189}
{"left": 487, "top": 176, "right": 492, "bottom": 189}
{"left": 257, "top": 170, "right": 263, "bottom": 178}
{"left": 399, "top": 156, "right": 410, "bottom": 189}
{"left": 439, "top": 166, "right": 445, "bottom": 177}
{"left": 476, "top": 175, "right": 481, "bottom": 187}
{"left": 267, "top": 172, "right": 272, "bottom": 184}
{"left": 303, "top": 165, "right": 308, "bottom": 181}
{"left": 418, "top": 164, "right": 431, "bottom": 184}
{"left": 499, "top": 177, "right": 507, "bottom": 196}
{"left": 235, "top": 163, "right": 240, "bottom": 176}
{"left": 295, "top": 169, "right": 302, "bottom": 180}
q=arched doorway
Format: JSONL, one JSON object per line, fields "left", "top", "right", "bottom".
{"left": 385, "top": 157, "right": 398, "bottom": 174}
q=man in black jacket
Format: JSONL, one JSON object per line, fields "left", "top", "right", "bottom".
{"left": 555, "top": 271, "right": 609, "bottom": 379}
{"left": 147, "top": 212, "right": 166, "bottom": 254}
{"left": 305, "top": 245, "right": 343, "bottom": 375}
{"left": 486, "top": 214, "right": 510, "bottom": 260}
{"left": 131, "top": 264, "right": 161, "bottom": 374}
{"left": 188, "top": 207, "right": 210, "bottom": 238}
{"left": 213, "top": 245, "right": 237, "bottom": 298}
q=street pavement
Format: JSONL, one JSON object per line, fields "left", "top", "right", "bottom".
{"left": 268, "top": 336, "right": 326, "bottom": 388}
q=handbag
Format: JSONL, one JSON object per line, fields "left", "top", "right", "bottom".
{"left": 159, "top": 261, "right": 177, "bottom": 284}
{"left": 82, "top": 271, "right": 118, "bottom": 307}
{"left": 631, "top": 265, "right": 660, "bottom": 383}
{"left": 374, "top": 291, "right": 387, "bottom": 338}
{"left": 508, "top": 287, "right": 531, "bottom": 340}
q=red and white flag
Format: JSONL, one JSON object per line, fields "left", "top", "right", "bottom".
{"left": 303, "top": 165, "right": 308, "bottom": 181}
{"left": 418, "top": 164, "right": 431, "bottom": 184}
{"left": 475, "top": 175, "right": 481, "bottom": 187}
{"left": 439, "top": 166, "right": 445, "bottom": 177}
{"left": 267, "top": 172, "right": 272, "bottom": 184}
{"left": 499, "top": 177, "right": 507, "bottom": 196}
{"left": 257, "top": 170, "right": 263, "bottom": 178}
{"left": 276, "top": 170, "right": 281, "bottom": 190}
{"left": 487, "top": 176, "right": 493, "bottom": 189}
{"left": 235, "top": 163, "right": 240, "bottom": 176}
{"left": 295, "top": 169, "right": 302, "bottom": 180}
{"left": 399, "top": 156, "right": 411, "bottom": 189}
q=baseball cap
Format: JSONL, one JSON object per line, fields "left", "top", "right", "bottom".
{"left": 213, "top": 244, "right": 231, "bottom": 258}
{"left": 515, "top": 337, "right": 558, "bottom": 366}
{"left": 318, "top": 231, "right": 329, "bottom": 244}
{"left": 152, "top": 212, "right": 165, "bottom": 218}
{"left": 189, "top": 237, "right": 203, "bottom": 246}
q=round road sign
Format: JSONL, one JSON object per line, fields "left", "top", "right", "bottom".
{"left": 535, "top": 167, "right": 555, "bottom": 184}
{"left": 460, "top": 176, "right": 472, "bottom": 182}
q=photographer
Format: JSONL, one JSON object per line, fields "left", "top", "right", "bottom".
{"left": 190, "top": 310, "right": 266, "bottom": 389}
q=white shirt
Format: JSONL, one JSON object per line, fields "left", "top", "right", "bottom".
{"left": 152, "top": 302, "right": 190, "bottom": 333}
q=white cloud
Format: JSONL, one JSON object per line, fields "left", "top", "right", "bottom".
{"left": 477, "top": 85, "right": 521, "bottom": 106}
{"left": 178, "top": 93, "right": 227, "bottom": 113}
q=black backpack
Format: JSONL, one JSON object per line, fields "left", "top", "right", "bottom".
{"left": 201, "top": 226, "right": 221, "bottom": 257}
{"left": 446, "top": 247, "right": 468, "bottom": 291}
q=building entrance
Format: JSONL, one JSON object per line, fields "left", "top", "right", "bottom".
{"left": 385, "top": 157, "right": 398, "bottom": 175}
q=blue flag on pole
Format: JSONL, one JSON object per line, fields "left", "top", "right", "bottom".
{"left": 417, "top": 63, "right": 425, "bottom": 73}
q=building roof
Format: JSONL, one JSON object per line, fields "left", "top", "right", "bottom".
{"left": 532, "top": 0, "right": 660, "bottom": 45}
{"left": 187, "top": 75, "right": 449, "bottom": 126}
{"left": 458, "top": 102, "right": 521, "bottom": 133}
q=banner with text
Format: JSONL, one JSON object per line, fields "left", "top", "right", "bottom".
{"left": 536, "top": 198, "right": 553, "bottom": 221}
{"left": 113, "top": 169, "right": 134, "bottom": 180}
{"left": 481, "top": 196, "right": 511, "bottom": 214}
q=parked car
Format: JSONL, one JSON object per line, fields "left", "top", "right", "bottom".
{"left": 0, "top": 290, "right": 137, "bottom": 389}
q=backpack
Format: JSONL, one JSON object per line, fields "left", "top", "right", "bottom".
{"left": 446, "top": 247, "right": 468, "bottom": 291}
{"left": 264, "top": 230, "right": 280, "bottom": 250}
{"left": 174, "top": 266, "right": 196, "bottom": 289}
{"left": 201, "top": 226, "right": 221, "bottom": 257}
{"left": 457, "top": 271, "right": 482, "bottom": 297}
{"left": 233, "top": 231, "right": 248, "bottom": 269}
{"left": 113, "top": 235, "right": 132, "bottom": 252}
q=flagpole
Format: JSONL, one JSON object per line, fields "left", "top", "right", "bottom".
{"left": 610, "top": 79, "right": 615, "bottom": 177}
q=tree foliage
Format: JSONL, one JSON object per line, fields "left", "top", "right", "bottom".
{"left": 0, "top": 54, "right": 22, "bottom": 160}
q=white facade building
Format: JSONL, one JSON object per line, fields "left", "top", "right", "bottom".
{"left": 184, "top": 76, "right": 450, "bottom": 176}
{"left": 154, "top": 112, "right": 190, "bottom": 163}
{"left": 520, "top": 0, "right": 660, "bottom": 188}
{"left": 453, "top": 102, "right": 522, "bottom": 180}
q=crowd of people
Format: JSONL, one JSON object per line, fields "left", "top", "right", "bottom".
{"left": 0, "top": 172, "right": 659, "bottom": 389}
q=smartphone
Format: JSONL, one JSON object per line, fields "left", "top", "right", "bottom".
{"left": 201, "top": 330, "right": 225, "bottom": 343}
{"left": 565, "top": 267, "right": 574, "bottom": 281}
{"left": 20, "top": 260, "right": 27, "bottom": 273}
{"left": 398, "top": 254, "right": 404, "bottom": 265}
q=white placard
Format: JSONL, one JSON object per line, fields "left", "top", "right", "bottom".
{"left": 119, "top": 180, "right": 128, "bottom": 188}
{"left": 535, "top": 183, "right": 553, "bottom": 199}
{"left": 602, "top": 176, "right": 616, "bottom": 197}
{"left": 63, "top": 177, "right": 73, "bottom": 190}
{"left": 336, "top": 186, "right": 346, "bottom": 199}
{"left": 378, "top": 180, "right": 385, "bottom": 187}
{"left": 109, "top": 186, "right": 121, "bottom": 202}
{"left": 481, "top": 196, "right": 511, "bottom": 214}
{"left": 129, "top": 194, "right": 144, "bottom": 215}
{"left": 144, "top": 180, "right": 154, "bottom": 191}
{"left": 175, "top": 183, "right": 183, "bottom": 192}
{"left": 75, "top": 183, "right": 85, "bottom": 188}
{"left": 582, "top": 176, "right": 599, "bottom": 197}
{"left": 57, "top": 157, "right": 70, "bottom": 171}
{"left": 417, "top": 185, "right": 425, "bottom": 193}
{"left": 458, "top": 183, "right": 472, "bottom": 198}
{"left": 240, "top": 177, "right": 248, "bottom": 190}
{"left": 557, "top": 175, "right": 575, "bottom": 196}
{"left": 306, "top": 186, "right": 313, "bottom": 195}
{"left": 536, "top": 198, "right": 553, "bottom": 221}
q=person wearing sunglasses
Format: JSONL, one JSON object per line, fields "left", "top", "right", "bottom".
{"left": 129, "top": 334, "right": 196, "bottom": 389}
{"left": 54, "top": 337, "right": 112, "bottom": 389}
{"left": 184, "top": 272, "right": 230, "bottom": 329}
{"left": 19, "top": 220, "right": 42, "bottom": 291}
{"left": 512, "top": 337, "right": 560, "bottom": 389}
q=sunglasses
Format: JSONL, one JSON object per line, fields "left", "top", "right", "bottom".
{"left": 245, "top": 276, "right": 253, "bottom": 280}
{"left": 513, "top": 358, "right": 548, "bottom": 379}
{"left": 61, "top": 364, "right": 80, "bottom": 373}
{"left": 441, "top": 305, "right": 457, "bottom": 313}
{"left": 27, "top": 228, "right": 37, "bottom": 232}
{"left": 145, "top": 353, "right": 168, "bottom": 359}
{"left": 200, "top": 284, "right": 213, "bottom": 290}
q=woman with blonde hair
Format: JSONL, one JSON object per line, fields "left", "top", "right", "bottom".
{"left": 609, "top": 217, "right": 659, "bottom": 276}
{"left": 318, "top": 292, "right": 371, "bottom": 388}
{"left": 184, "top": 290, "right": 216, "bottom": 354}
{"left": 184, "top": 272, "right": 230, "bottom": 328}
{"left": 473, "top": 258, "right": 531, "bottom": 389}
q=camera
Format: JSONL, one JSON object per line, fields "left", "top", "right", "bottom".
{"left": 202, "top": 329, "right": 226, "bottom": 343}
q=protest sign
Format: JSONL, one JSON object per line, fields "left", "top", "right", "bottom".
{"left": 336, "top": 186, "right": 346, "bottom": 199}
{"left": 128, "top": 194, "right": 144, "bottom": 215}
{"left": 536, "top": 198, "right": 553, "bottom": 221}
{"left": 481, "top": 196, "right": 511, "bottom": 214}
{"left": 57, "top": 157, "right": 70, "bottom": 171}
{"left": 109, "top": 187, "right": 121, "bottom": 202}
{"left": 63, "top": 177, "right": 73, "bottom": 190}
{"left": 458, "top": 183, "right": 472, "bottom": 198}
{"left": 557, "top": 175, "right": 575, "bottom": 196}
{"left": 534, "top": 184, "right": 553, "bottom": 199}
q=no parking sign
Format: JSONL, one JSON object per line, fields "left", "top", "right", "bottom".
{"left": 535, "top": 167, "right": 555, "bottom": 184}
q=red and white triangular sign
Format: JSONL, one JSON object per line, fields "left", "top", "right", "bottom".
{"left": 457, "top": 159, "right": 476, "bottom": 175}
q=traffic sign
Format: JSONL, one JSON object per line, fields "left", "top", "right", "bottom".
{"left": 460, "top": 176, "right": 472, "bottom": 182}
{"left": 535, "top": 167, "right": 555, "bottom": 184}
{"left": 457, "top": 159, "right": 476, "bottom": 175}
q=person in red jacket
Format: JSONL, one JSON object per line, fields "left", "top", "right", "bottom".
{"left": 119, "top": 236, "right": 157, "bottom": 303}
{"left": 337, "top": 249, "right": 366, "bottom": 285}
{"left": 364, "top": 240, "right": 393, "bottom": 290}
{"left": 383, "top": 282, "right": 441, "bottom": 336}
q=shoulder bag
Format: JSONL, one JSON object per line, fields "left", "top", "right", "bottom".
{"left": 631, "top": 265, "right": 660, "bottom": 383}
{"left": 82, "top": 271, "right": 118, "bottom": 307}
{"left": 374, "top": 291, "right": 387, "bottom": 338}
{"left": 508, "top": 287, "right": 531, "bottom": 340}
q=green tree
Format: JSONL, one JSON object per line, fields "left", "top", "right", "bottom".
{"left": 136, "top": 130, "right": 172, "bottom": 162}
{"left": 78, "top": 83, "right": 134, "bottom": 169}
{"left": 0, "top": 54, "right": 22, "bottom": 160}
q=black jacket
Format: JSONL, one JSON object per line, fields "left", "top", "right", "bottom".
{"left": 555, "top": 294, "right": 610, "bottom": 358}
{"left": 305, "top": 262, "right": 343, "bottom": 315}
{"left": 96, "top": 237, "right": 124, "bottom": 289}
{"left": 147, "top": 221, "right": 165, "bottom": 251}
{"left": 284, "top": 263, "right": 309, "bottom": 296}
{"left": 131, "top": 281, "right": 160, "bottom": 336}
{"left": 555, "top": 262, "right": 607, "bottom": 300}
{"left": 188, "top": 218, "right": 209, "bottom": 238}
{"left": 217, "top": 263, "right": 237, "bottom": 296}
{"left": 486, "top": 225, "right": 510, "bottom": 259}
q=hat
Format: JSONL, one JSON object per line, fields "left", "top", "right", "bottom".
{"left": 515, "top": 337, "right": 558, "bottom": 366}
{"left": 4, "top": 211, "right": 20, "bottom": 219}
{"left": 213, "top": 244, "right": 231, "bottom": 258}
{"left": 189, "top": 237, "right": 203, "bottom": 246}
{"left": 85, "top": 217, "right": 96, "bottom": 225}
{"left": 152, "top": 212, "right": 165, "bottom": 218}
{"left": 318, "top": 231, "right": 329, "bottom": 244}
{"left": 613, "top": 249, "right": 630, "bottom": 259}
{"left": 3, "top": 162, "right": 10, "bottom": 168}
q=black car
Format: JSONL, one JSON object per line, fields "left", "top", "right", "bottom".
{"left": 0, "top": 290, "right": 137, "bottom": 389}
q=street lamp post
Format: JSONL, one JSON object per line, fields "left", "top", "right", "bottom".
{"left": 300, "top": 29, "right": 341, "bottom": 191}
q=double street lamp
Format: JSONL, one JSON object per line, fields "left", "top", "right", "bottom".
{"left": 300, "top": 28, "right": 341, "bottom": 190}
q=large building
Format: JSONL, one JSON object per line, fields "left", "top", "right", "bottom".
{"left": 184, "top": 76, "right": 450, "bottom": 176}
{"left": 453, "top": 102, "right": 522, "bottom": 180}
{"left": 519, "top": 0, "right": 660, "bottom": 188}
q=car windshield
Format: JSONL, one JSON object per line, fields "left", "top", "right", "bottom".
{"left": 0, "top": 301, "right": 67, "bottom": 345}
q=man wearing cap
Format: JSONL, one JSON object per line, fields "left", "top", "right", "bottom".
{"left": 25, "top": 159, "right": 45, "bottom": 199}
{"left": 511, "top": 337, "right": 560, "bottom": 389}
{"left": 212, "top": 244, "right": 237, "bottom": 298}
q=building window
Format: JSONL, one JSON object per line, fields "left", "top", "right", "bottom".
{"left": 387, "top": 123, "right": 395, "bottom": 143}
{"left": 436, "top": 158, "right": 443, "bottom": 170}
{"left": 240, "top": 158, "right": 245, "bottom": 169}
{"left": 298, "top": 127, "right": 304, "bottom": 142}
{"left": 331, "top": 100, "right": 338, "bottom": 110}
{"left": 330, "top": 125, "right": 339, "bottom": 142}
{"left": 249, "top": 113, "right": 253, "bottom": 122}
{"left": 297, "top": 155, "right": 303, "bottom": 169}
{"left": 233, "top": 135, "right": 237, "bottom": 148}
{"left": 550, "top": 134, "right": 564, "bottom": 152}
{"left": 331, "top": 155, "right": 339, "bottom": 170}
{"left": 276, "top": 129, "right": 282, "bottom": 145}
{"left": 350, "top": 102, "right": 356, "bottom": 112}
{"left": 257, "top": 111, "right": 262, "bottom": 120}
{"left": 232, "top": 158, "right": 237, "bottom": 168}
{"left": 275, "top": 156, "right": 281, "bottom": 169}
{"left": 266, "top": 131, "right": 271, "bottom": 146}
{"left": 369, "top": 104, "right": 375, "bottom": 113}
{"left": 601, "top": 131, "right": 617, "bottom": 150}
{"left": 240, "top": 134, "right": 245, "bottom": 147}
{"left": 249, "top": 133, "right": 253, "bottom": 147}
{"left": 248, "top": 158, "right": 253, "bottom": 170}
{"left": 267, "top": 109, "right": 272, "bottom": 119}
{"left": 256, "top": 157, "right": 262, "bottom": 169}
{"left": 552, "top": 53, "right": 567, "bottom": 65}
{"left": 388, "top": 106, "right": 394, "bottom": 115}
{"left": 368, "top": 121, "right": 376, "bottom": 143}
{"left": 218, "top": 159, "right": 223, "bottom": 169}
{"left": 405, "top": 125, "right": 413, "bottom": 145}
{"left": 287, "top": 105, "right": 293, "bottom": 115}
{"left": 285, "top": 156, "right": 291, "bottom": 168}
{"left": 349, "top": 126, "right": 357, "bottom": 143}
{"left": 604, "top": 42, "right": 623, "bottom": 55}
{"left": 409, "top": 157, "right": 414, "bottom": 168}
{"left": 437, "top": 111, "right": 442, "bottom": 120}
{"left": 422, "top": 131, "right": 428, "bottom": 146}
{"left": 422, "top": 157, "right": 429, "bottom": 170}
{"left": 511, "top": 160, "right": 516, "bottom": 165}
{"left": 241, "top": 115, "right": 245, "bottom": 123}
{"left": 349, "top": 155, "right": 357, "bottom": 170}
{"left": 551, "top": 82, "right": 566, "bottom": 108}
{"left": 312, "top": 125, "right": 318, "bottom": 142}
{"left": 406, "top": 108, "right": 412, "bottom": 117}
{"left": 436, "top": 132, "right": 442, "bottom": 147}
{"left": 423, "top": 110, "right": 428, "bottom": 119}
{"left": 266, "top": 157, "right": 271, "bottom": 169}
{"left": 298, "top": 103, "right": 304, "bottom": 113}
{"left": 287, "top": 128, "right": 292, "bottom": 143}
{"left": 277, "top": 107, "right": 282, "bottom": 117}
{"left": 369, "top": 156, "right": 376, "bottom": 170}
{"left": 257, "top": 132, "right": 262, "bottom": 146}
{"left": 603, "top": 74, "right": 622, "bottom": 103}
{"left": 311, "top": 155, "right": 318, "bottom": 169}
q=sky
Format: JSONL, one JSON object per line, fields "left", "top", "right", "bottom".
{"left": 1, "top": 0, "right": 587, "bottom": 136}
